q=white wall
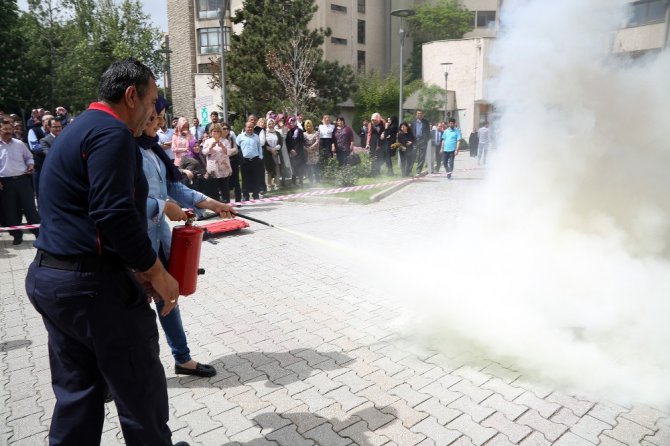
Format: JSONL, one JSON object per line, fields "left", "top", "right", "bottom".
{"left": 422, "top": 38, "right": 493, "bottom": 136}
{"left": 614, "top": 23, "right": 667, "bottom": 52}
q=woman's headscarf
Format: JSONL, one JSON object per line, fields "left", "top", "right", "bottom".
{"left": 304, "top": 119, "right": 314, "bottom": 133}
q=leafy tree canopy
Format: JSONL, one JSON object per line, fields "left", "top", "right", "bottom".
{"left": 217, "top": 0, "right": 355, "bottom": 125}
{"left": 406, "top": 0, "right": 474, "bottom": 81}
{"left": 0, "top": 0, "right": 163, "bottom": 117}
{"left": 352, "top": 72, "right": 422, "bottom": 128}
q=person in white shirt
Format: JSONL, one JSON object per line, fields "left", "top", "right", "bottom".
{"left": 0, "top": 118, "right": 40, "bottom": 245}
{"left": 318, "top": 114, "right": 335, "bottom": 167}
{"left": 477, "top": 122, "right": 490, "bottom": 165}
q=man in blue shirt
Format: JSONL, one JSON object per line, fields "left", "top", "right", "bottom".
{"left": 442, "top": 118, "right": 461, "bottom": 179}
{"left": 236, "top": 120, "right": 263, "bottom": 201}
{"left": 26, "top": 59, "right": 187, "bottom": 446}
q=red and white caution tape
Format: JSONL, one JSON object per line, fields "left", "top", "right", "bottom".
{"left": 231, "top": 166, "right": 485, "bottom": 206}
{"left": 0, "top": 166, "right": 486, "bottom": 231}
{"left": 0, "top": 223, "right": 41, "bottom": 232}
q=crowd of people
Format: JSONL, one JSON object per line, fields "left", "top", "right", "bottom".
{"left": 1, "top": 103, "right": 493, "bottom": 246}
{"left": 0, "top": 57, "right": 499, "bottom": 445}
{"left": 149, "top": 110, "right": 361, "bottom": 202}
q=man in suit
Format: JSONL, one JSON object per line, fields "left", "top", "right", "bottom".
{"left": 35, "top": 117, "right": 63, "bottom": 200}
{"left": 412, "top": 110, "right": 430, "bottom": 175}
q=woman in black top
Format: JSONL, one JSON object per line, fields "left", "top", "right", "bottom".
{"left": 397, "top": 121, "right": 416, "bottom": 177}
{"left": 381, "top": 115, "right": 398, "bottom": 176}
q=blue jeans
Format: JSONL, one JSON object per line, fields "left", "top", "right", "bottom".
{"left": 155, "top": 300, "right": 191, "bottom": 364}
{"left": 443, "top": 151, "right": 455, "bottom": 173}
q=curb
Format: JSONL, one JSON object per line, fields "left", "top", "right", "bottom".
{"left": 369, "top": 179, "right": 414, "bottom": 202}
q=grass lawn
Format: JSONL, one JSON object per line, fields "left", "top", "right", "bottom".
{"left": 260, "top": 165, "right": 413, "bottom": 204}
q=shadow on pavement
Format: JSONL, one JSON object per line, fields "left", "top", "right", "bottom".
{"left": 167, "top": 349, "right": 353, "bottom": 390}
{"left": 220, "top": 404, "right": 399, "bottom": 446}
{"left": 0, "top": 339, "right": 33, "bottom": 352}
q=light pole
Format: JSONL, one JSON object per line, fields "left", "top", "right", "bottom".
{"left": 440, "top": 62, "right": 452, "bottom": 121}
{"left": 391, "top": 8, "right": 415, "bottom": 171}
{"left": 156, "top": 36, "right": 173, "bottom": 117}
{"left": 217, "top": 1, "right": 231, "bottom": 123}
{"left": 391, "top": 9, "right": 415, "bottom": 122}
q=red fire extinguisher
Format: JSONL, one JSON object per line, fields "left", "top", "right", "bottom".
{"left": 168, "top": 210, "right": 205, "bottom": 296}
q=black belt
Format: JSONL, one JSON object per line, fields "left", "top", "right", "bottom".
{"left": 1, "top": 174, "right": 31, "bottom": 180}
{"left": 35, "top": 249, "right": 127, "bottom": 272}
{"left": 244, "top": 156, "right": 260, "bottom": 161}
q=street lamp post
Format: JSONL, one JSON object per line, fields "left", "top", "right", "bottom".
{"left": 440, "top": 62, "right": 452, "bottom": 121}
{"left": 391, "top": 8, "right": 415, "bottom": 172}
{"left": 156, "top": 36, "right": 173, "bottom": 117}
{"left": 217, "top": 1, "right": 230, "bottom": 123}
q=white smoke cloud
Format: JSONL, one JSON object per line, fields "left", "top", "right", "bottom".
{"left": 389, "top": 0, "right": 670, "bottom": 405}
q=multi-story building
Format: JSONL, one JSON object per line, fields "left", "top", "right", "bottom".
{"left": 614, "top": 0, "right": 670, "bottom": 56}
{"left": 166, "top": 0, "right": 394, "bottom": 121}
{"left": 421, "top": 0, "right": 669, "bottom": 137}
{"left": 420, "top": 0, "right": 502, "bottom": 136}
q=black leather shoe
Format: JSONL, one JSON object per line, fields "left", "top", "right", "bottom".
{"left": 173, "top": 442, "right": 191, "bottom": 446}
{"left": 175, "top": 362, "right": 216, "bottom": 377}
{"left": 12, "top": 237, "right": 22, "bottom": 245}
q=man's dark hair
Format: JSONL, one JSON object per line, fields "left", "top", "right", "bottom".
{"left": 98, "top": 58, "right": 155, "bottom": 103}
{"left": 210, "top": 111, "right": 219, "bottom": 116}
{"left": 48, "top": 118, "right": 61, "bottom": 127}
{"left": 448, "top": 118, "right": 456, "bottom": 123}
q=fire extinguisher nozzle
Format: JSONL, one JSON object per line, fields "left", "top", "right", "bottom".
{"left": 235, "top": 213, "right": 274, "bottom": 228}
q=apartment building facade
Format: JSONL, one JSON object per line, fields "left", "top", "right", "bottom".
{"left": 421, "top": 0, "right": 669, "bottom": 137}
{"left": 166, "top": 0, "right": 394, "bottom": 120}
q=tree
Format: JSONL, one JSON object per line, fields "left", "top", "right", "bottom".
{"left": 0, "top": 1, "right": 44, "bottom": 117}
{"left": 212, "top": 0, "right": 354, "bottom": 123}
{"left": 0, "top": 0, "right": 164, "bottom": 115}
{"left": 353, "top": 72, "right": 420, "bottom": 127}
{"left": 415, "top": 84, "right": 446, "bottom": 123}
{"left": 265, "top": 33, "right": 320, "bottom": 115}
{"left": 406, "top": 0, "right": 474, "bottom": 81}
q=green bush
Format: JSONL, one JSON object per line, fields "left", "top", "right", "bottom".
{"left": 322, "top": 151, "right": 372, "bottom": 187}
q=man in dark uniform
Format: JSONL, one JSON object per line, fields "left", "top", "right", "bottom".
{"left": 25, "top": 59, "right": 188, "bottom": 446}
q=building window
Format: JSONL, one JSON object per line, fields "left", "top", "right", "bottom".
{"left": 331, "top": 4, "right": 346, "bottom": 13}
{"left": 331, "top": 37, "right": 347, "bottom": 45}
{"left": 358, "top": 0, "right": 365, "bottom": 14}
{"left": 198, "top": 63, "right": 213, "bottom": 74}
{"left": 629, "top": 0, "right": 668, "bottom": 26}
{"left": 475, "top": 10, "right": 496, "bottom": 28}
{"left": 198, "top": 27, "right": 221, "bottom": 54}
{"left": 357, "top": 50, "right": 365, "bottom": 72}
{"left": 357, "top": 20, "right": 365, "bottom": 44}
{"left": 197, "top": 0, "right": 223, "bottom": 20}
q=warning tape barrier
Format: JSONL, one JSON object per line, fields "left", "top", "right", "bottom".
{"left": 0, "top": 166, "right": 485, "bottom": 232}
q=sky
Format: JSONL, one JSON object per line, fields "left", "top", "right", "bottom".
{"left": 16, "top": 0, "right": 169, "bottom": 32}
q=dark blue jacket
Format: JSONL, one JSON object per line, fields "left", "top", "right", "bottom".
{"left": 35, "top": 103, "right": 157, "bottom": 271}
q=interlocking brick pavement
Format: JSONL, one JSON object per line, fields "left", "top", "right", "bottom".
{"left": 2, "top": 153, "right": 669, "bottom": 445}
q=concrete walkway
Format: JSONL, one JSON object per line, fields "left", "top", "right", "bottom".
{"left": 1, "top": 153, "right": 667, "bottom": 445}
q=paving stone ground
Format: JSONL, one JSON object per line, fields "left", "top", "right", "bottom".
{"left": 1, "top": 153, "right": 668, "bottom": 446}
